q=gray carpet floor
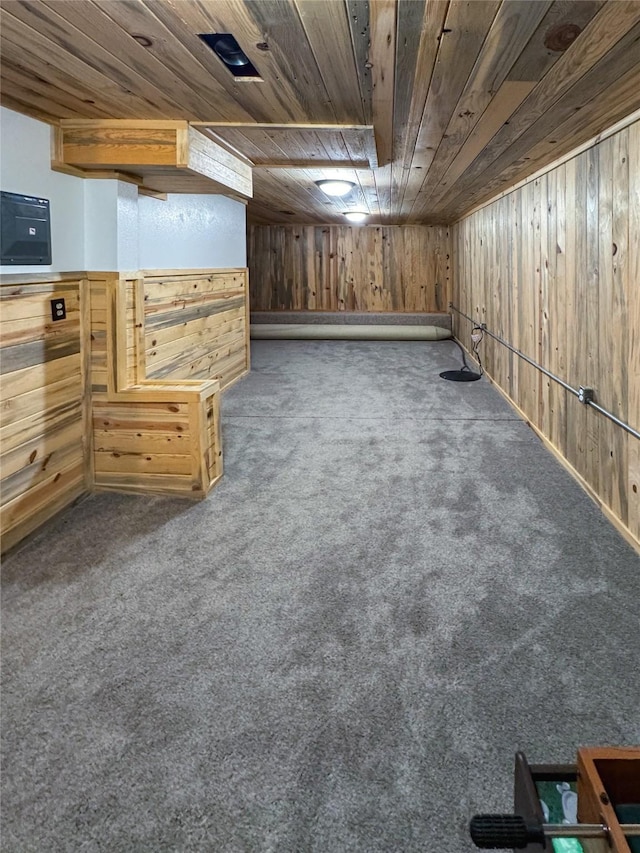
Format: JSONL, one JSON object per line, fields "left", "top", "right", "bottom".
{"left": 2, "top": 340, "right": 640, "bottom": 853}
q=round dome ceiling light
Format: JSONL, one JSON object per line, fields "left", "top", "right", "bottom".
{"left": 315, "top": 179, "right": 355, "bottom": 197}
{"left": 343, "top": 211, "right": 368, "bottom": 223}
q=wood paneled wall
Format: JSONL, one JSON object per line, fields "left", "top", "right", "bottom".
{"left": 91, "top": 384, "right": 222, "bottom": 499}
{"left": 1, "top": 268, "right": 249, "bottom": 552}
{"left": 142, "top": 269, "right": 249, "bottom": 389}
{"left": 0, "top": 274, "right": 88, "bottom": 552}
{"left": 249, "top": 226, "right": 451, "bottom": 313}
{"left": 88, "top": 273, "right": 224, "bottom": 498}
{"left": 452, "top": 120, "right": 640, "bottom": 549}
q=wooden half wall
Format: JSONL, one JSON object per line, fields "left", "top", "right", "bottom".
{"left": 452, "top": 119, "right": 640, "bottom": 550}
{"left": 141, "top": 269, "right": 249, "bottom": 389}
{"left": 249, "top": 225, "right": 451, "bottom": 313}
{"left": 0, "top": 273, "right": 87, "bottom": 552}
{"left": 1, "top": 268, "right": 250, "bottom": 553}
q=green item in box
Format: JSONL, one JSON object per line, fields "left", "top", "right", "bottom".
{"left": 550, "top": 839, "right": 583, "bottom": 853}
{"left": 536, "top": 780, "right": 584, "bottom": 853}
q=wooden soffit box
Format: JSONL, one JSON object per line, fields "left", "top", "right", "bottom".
{"left": 53, "top": 120, "right": 253, "bottom": 200}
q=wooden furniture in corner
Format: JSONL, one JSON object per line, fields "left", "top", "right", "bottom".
{"left": 0, "top": 267, "right": 250, "bottom": 553}
{"left": 508, "top": 749, "right": 640, "bottom": 853}
{"left": 91, "top": 380, "right": 222, "bottom": 499}
{"left": 577, "top": 746, "right": 640, "bottom": 853}
{"left": 87, "top": 268, "right": 250, "bottom": 498}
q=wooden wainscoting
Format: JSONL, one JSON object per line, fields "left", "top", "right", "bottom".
{"left": 248, "top": 225, "right": 451, "bottom": 313}
{"left": 91, "top": 382, "right": 222, "bottom": 499}
{"left": 87, "top": 270, "right": 247, "bottom": 497}
{"left": 452, "top": 119, "right": 639, "bottom": 550}
{"left": 0, "top": 273, "right": 88, "bottom": 552}
{"left": 140, "top": 269, "right": 250, "bottom": 390}
{"left": 1, "top": 267, "right": 248, "bottom": 553}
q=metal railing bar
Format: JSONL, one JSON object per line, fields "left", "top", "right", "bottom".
{"left": 449, "top": 303, "right": 640, "bottom": 441}
{"left": 587, "top": 400, "right": 639, "bottom": 437}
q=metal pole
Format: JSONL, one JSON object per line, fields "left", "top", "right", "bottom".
{"left": 450, "top": 304, "right": 640, "bottom": 441}
{"left": 588, "top": 399, "right": 639, "bottom": 437}
{"left": 543, "top": 823, "right": 640, "bottom": 839}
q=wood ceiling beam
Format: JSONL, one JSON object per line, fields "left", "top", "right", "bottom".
{"left": 198, "top": 122, "right": 379, "bottom": 170}
{"left": 253, "top": 161, "right": 371, "bottom": 170}
{"left": 369, "top": 0, "right": 397, "bottom": 169}
{"left": 293, "top": 0, "right": 366, "bottom": 124}
{"left": 188, "top": 127, "right": 255, "bottom": 168}
{"left": 54, "top": 120, "right": 253, "bottom": 199}
{"left": 191, "top": 122, "right": 374, "bottom": 131}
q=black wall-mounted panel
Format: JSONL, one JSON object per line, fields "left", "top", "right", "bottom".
{"left": 1, "top": 191, "right": 52, "bottom": 265}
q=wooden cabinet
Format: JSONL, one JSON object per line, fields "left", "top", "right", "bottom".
{"left": 509, "top": 749, "right": 640, "bottom": 853}
{"left": 577, "top": 747, "right": 640, "bottom": 853}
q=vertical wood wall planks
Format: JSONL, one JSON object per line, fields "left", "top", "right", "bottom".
{"left": 628, "top": 122, "right": 640, "bottom": 541}
{"left": 597, "top": 135, "right": 618, "bottom": 517}
{"left": 538, "top": 173, "right": 549, "bottom": 437}
{"left": 81, "top": 276, "right": 94, "bottom": 491}
{"left": 581, "top": 140, "right": 600, "bottom": 492}
{"left": 452, "top": 119, "right": 640, "bottom": 551}
{"left": 248, "top": 225, "right": 451, "bottom": 314}
{"left": 552, "top": 163, "right": 567, "bottom": 459}
{"left": 569, "top": 149, "right": 588, "bottom": 484}
{"left": 610, "top": 129, "right": 629, "bottom": 523}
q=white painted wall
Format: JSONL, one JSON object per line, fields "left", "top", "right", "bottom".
{"left": 1, "top": 107, "right": 247, "bottom": 274}
{"left": 138, "top": 194, "right": 246, "bottom": 269}
{"left": 84, "top": 179, "right": 139, "bottom": 271}
{"left": 117, "top": 181, "right": 139, "bottom": 272}
{"left": 0, "top": 107, "right": 85, "bottom": 274}
{"left": 84, "top": 181, "right": 119, "bottom": 271}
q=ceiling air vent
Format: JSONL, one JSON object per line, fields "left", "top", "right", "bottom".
{"left": 198, "top": 33, "right": 261, "bottom": 79}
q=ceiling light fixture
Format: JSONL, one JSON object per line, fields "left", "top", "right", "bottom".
{"left": 343, "top": 211, "right": 368, "bottom": 223}
{"left": 315, "top": 179, "right": 355, "bottom": 197}
{"left": 212, "top": 35, "right": 248, "bottom": 66}
{"left": 198, "top": 33, "right": 261, "bottom": 78}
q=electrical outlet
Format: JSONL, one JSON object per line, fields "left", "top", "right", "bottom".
{"left": 51, "top": 298, "right": 66, "bottom": 321}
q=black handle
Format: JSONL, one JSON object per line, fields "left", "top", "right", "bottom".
{"left": 469, "top": 814, "right": 546, "bottom": 849}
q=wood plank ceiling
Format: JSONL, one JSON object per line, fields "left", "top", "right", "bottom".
{"left": 1, "top": 0, "right": 640, "bottom": 224}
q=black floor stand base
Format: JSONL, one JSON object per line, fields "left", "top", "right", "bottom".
{"left": 439, "top": 369, "right": 482, "bottom": 382}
